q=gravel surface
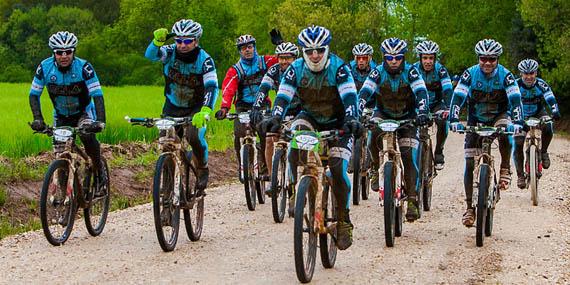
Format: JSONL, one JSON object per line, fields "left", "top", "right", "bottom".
{"left": 1, "top": 133, "right": 569, "bottom": 284}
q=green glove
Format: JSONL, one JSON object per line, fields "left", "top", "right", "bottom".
{"left": 192, "top": 106, "right": 212, "bottom": 128}
{"left": 153, "top": 28, "right": 169, "bottom": 46}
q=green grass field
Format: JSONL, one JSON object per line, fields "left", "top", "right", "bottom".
{"left": 0, "top": 83, "right": 236, "bottom": 158}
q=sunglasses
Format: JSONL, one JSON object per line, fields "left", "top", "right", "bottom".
{"left": 384, "top": 54, "right": 404, "bottom": 61}
{"left": 53, "top": 49, "right": 74, "bottom": 56}
{"left": 239, "top": 44, "right": 255, "bottom": 51}
{"left": 479, "top": 56, "right": 498, "bottom": 63}
{"left": 356, "top": 55, "right": 370, "bottom": 61}
{"left": 175, "top": 37, "right": 195, "bottom": 45}
{"left": 303, "top": 47, "right": 326, "bottom": 55}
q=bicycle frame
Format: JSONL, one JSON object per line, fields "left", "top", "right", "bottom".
{"left": 524, "top": 117, "right": 545, "bottom": 169}
{"left": 288, "top": 129, "right": 339, "bottom": 234}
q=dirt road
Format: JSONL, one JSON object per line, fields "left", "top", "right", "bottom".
{"left": 1, "top": 133, "right": 569, "bottom": 284}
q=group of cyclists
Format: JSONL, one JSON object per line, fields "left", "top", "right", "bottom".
{"left": 29, "top": 19, "right": 561, "bottom": 252}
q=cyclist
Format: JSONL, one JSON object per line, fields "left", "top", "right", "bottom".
{"left": 359, "top": 37, "right": 431, "bottom": 222}
{"left": 413, "top": 40, "right": 453, "bottom": 170}
{"left": 249, "top": 41, "right": 301, "bottom": 195}
{"left": 513, "top": 59, "right": 561, "bottom": 189}
{"left": 29, "top": 31, "right": 107, "bottom": 194}
{"left": 260, "top": 25, "right": 361, "bottom": 250}
{"left": 448, "top": 39, "right": 524, "bottom": 227}
{"left": 145, "top": 19, "right": 218, "bottom": 196}
{"left": 215, "top": 33, "right": 279, "bottom": 181}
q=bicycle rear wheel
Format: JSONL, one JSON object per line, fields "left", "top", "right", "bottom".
{"left": 242, "top": 145, "right": 257, "bottom": 211}
{"left": 476, "top": 164, "right": 490, "bottom": 247}
{"left": 383, "top": 161, "right": 396, "bottom": 247}
{"left": 40, "top": 160, "right": 77, "bottom": 246}
{"left": 153, "top": 154, "right": 180, "bottom": 252}
{"left": 271, "top": 148, "right": 288, "bottom": 223}
{"left": 529, "top": 145, "right": 539, "bottom": 206}
{"left": 183, "top": 162, "right": 203, "bottom": 241}
{"left": 362, "top": 148, "right": 371, "bottom": 200}
{"left": 84, "top": 158, "right": 110, "bottom": 237}
{"left": 294, "top": 176, "right": 317, "bottom": 283}
{"left": 352, "top": 138, "right": 363, "bottom": 205}
{"left": 319, "top": 181, "right": 337, "bottom": 269}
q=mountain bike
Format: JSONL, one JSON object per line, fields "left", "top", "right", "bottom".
{"left": 524, "top": 117, "right": 550, "bottom": 206}
{"left": 35, "top": 125, "right": 110, "bottom": 246}
{"left": 365, "top": 118, "right": 416, "bottom": 247}
{"left": 127, "top": 116, "right": 204, "bottom": 252}
{"left": 352, "top": 108, "right": 373, "bottom": 205}
{"left": 286, "top": 128, "right": 342, "bottom": 283}
{"left": 270, "top": 115, "right": 295, "bottom": 223}
{"left": 227, "top": 112, "right": 267, "bottom": 211}
{"left": 457, "top": 126, "right": 512, "bottom": 247}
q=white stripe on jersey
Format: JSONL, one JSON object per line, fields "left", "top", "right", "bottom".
{"left": 338, "top": 82, "right": 356, "bottom": 96}
{"left": 278, "top": 84, "right": 296, "bottom": 100}
{"left": 454, "top": 84, "right": 469, "bottom": 96}
{"left": 260, "top": 75, "right": 275, "bottom": 87}
{"left": 506, "top": 85, "right": 519, "bottom": 96}
{"left": 203, "top": 70, "right": 217, "bottom": 83}
{"left": 410, "top": 80, "right": 427, "bottom": 92}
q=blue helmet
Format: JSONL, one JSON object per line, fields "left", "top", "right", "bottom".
{"left": 297, "top": 25, "right": 331, "bottom": 49}
{"left": 381, "top": 37, "right": 408, "bottom": 55}
{"left": 518, "top": 59, "right": 539, "bottom": 73}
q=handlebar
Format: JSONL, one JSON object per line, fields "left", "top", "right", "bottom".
{"left": 125, "top": 116, "right": 190, "bottom": 127}
{"left": 456, "top": 126, "right": 513, "bottom": 136}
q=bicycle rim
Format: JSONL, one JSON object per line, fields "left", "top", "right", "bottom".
{"left": 294, "top": 176, "right": 317, "bottom": 283}
{"left": 153, "top": 154, "right": 180, "bottom": 252}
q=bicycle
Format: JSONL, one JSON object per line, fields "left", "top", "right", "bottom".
{"left": 226, "top": 111, "right": 267, "bottom": 211}
{"left": 270, "top": 115, "right": 295, "bottom": 223}
{"left": 286, "top": 128, "right": 342, "bottom": 283}
{"left": 523, "top": 117, "right": 550, "bottom": 206}
{"left": 351, "top": 108, "right": 373, "bottom": 205}
{"left": 365, "top": 117, "right": 417, "bottom": 247}
{"left": 457, "top": 126, "right": 512, "bottom": 247}
{"left": 126, "top": 116, "right": 204, "bottom": 252}
{"left": 35, "top": 125, "right": 110, "bottom": 246}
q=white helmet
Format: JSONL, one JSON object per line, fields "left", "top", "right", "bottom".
{"left": 474, "top": 39, "right": 503, "bottom": 57}
{"left": 171, "top": 19, "right": 203, "bottom": 38}
{"left": 297, "top": 25, "right": 331, "bottom": 72}
{"left": 415, "top": 40, "right": 440, "bottom": 56}
{"left": 275, "top": 42, "right": 299, "bottom": 56}
{"left": 236, "top": 34, "right": 256, "bottom": 47}
{"left": 48, "top": 31, "right": 78, "bottom": 50}
{"left": 352, "top": 43, "right": 373, "bottom": 56}
{"left": 518, "top": 59, "right": 539, "bottom": 73}
{"left": 381, "top": 37, "right": 408, "bottom": 55}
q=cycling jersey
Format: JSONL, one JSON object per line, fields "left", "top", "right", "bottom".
{"left": 413, "top": 61, "right": 453, "bottom": 110}
{"left": 349, "top": 59, "right": 377, "bottom": 91}
{"left": 221, "top": 55, "right": 278, "bottom": 109}
{"left": 272, "top": 54, "right": 358, "bottom": 126}
{"left": 253, "top": 63, "right": 301, "bottom": 115}
{"left": 358, "top": 62, "right": 429, "bottom": 119}
{"left": 517, "top": 77, "right": 559, "bottom": 119}
{"left": 29, "top": 56, "right": 102, "bottom": 118}
{"left": 450, "top": 64, "right": 523, "bottom": 124}
{"left": 145, "top": 43, "right": 218, "bottom": 110}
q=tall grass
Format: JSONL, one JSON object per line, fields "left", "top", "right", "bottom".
{"left": 0, "top": 83, "right": 236, "bottom": 158}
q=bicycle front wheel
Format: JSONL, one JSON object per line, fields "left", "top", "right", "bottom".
{"left": 153, "top": 154, "right": 180, "bottom": 252}
{"left": 294, "top": 176, "right": 317, "bottom": 283}
{"left": 242, "top": 145, "right": 257, "bottom": 211}
{"left": 529, "top": 145, "right": 539, "bottom": 206}
{"left": 476, "top": 164, "right": 490, "bottom": 247}
{"left": 422, "top": 141, "right": 434, "bottom": 211}
{"left": 40, "top": 160, "right": 77, "bottom": 246}
{"left": 84, "top": 158, "right": 110, "bottom": 237}
{"left": 271, "top": 148, "right": 288, "bottom": 223}
{"left": 383, "top": 161, "right": 396, "bottom": 247}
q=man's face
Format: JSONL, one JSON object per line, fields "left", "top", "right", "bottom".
{"left": 384, "top": 54, "right": 404, "bottom": 72}
{"left": 54, "top": 49, "right": 74, "bottom": 67}
{"left": 355, "top": 55, "right": 371, "bottom": 70}
{"left": 278, "top": 54, "right": 295, "bottom": 71}
{"left": 420, "top": 54, "right": 436, "bottom": 72}
{"left": 175, "top": 37, "right": 198, "bottom": 53}
{"left": 239, "top": 43, "right": 255, "bottom": 59}
{"left": 304, "top": 47, "right": 326, "bottom": 64}
{"left": 478, "top": 56, "right": 498, "bottom": 75}
{"left": 521, "top": 71, "right": 537, "bottom": 86}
